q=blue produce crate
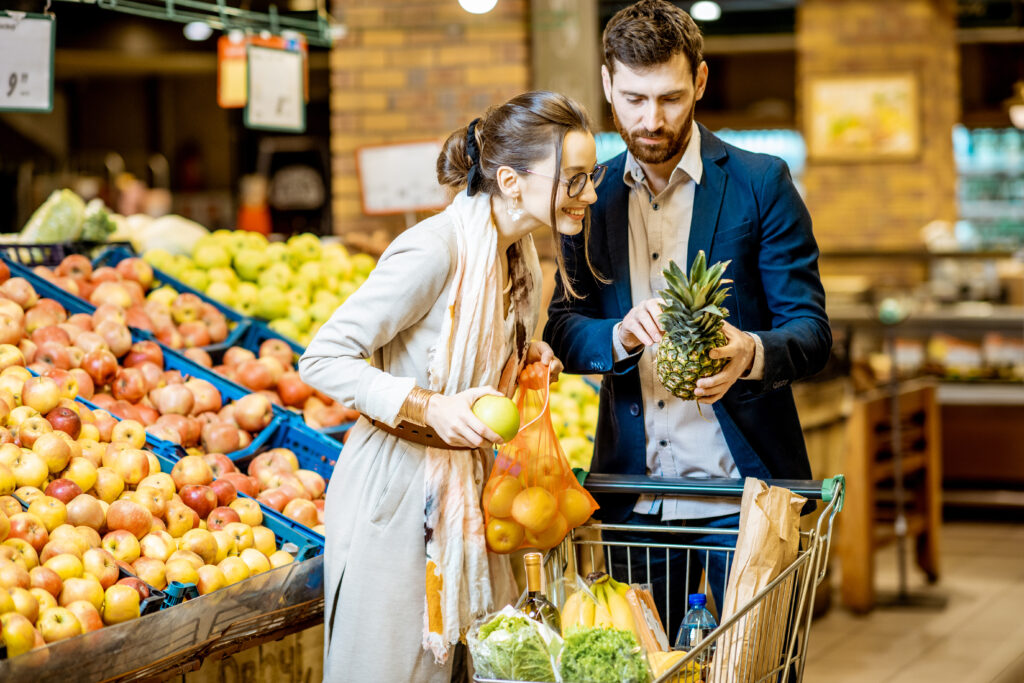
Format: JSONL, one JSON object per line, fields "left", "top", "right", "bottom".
{"left": 92, "top": 246, "right": 248, "bottom": 348}
{"left": 11, "top": 494, "right": 167, "bottom": 616}
{"left": 148, "top": 448, "right": 324, "bottom": 560}
{"left": 0, "top": 241, "right": 133, "bottom": 268}
{"left": 0, "top": 254, "right": 120, "bottom": 321}
{"left": 226, "top": 414, "right": 342, "bottom": 481}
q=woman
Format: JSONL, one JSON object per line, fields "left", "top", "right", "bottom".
{"left": 298, "top": 91, "right": 607, "bottom": 682}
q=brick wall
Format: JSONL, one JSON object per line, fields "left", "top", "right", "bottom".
{"left": 797, "top": 0, "right": 960, "bottom": 252}
{"left": 329, "top": 0, "right": 530, "bottom": 238}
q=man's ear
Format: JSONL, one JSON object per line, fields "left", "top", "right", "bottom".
{"left": 495, "top": 166, "right": 520, "bottom": 199}
{"left": 695, "top": 60, "right": 709, "bottom": 102}
{"left": 601, "top": 64, "right": 613, "bottom": 104}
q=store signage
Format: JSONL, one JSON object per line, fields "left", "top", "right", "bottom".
{"left": 356, "top": 140, "right": 448, "bottom": 215}
{"left": 244, "top": 45, "right": 306, "bottom": 133}
{"left": 218, "top": 33, "right": 308, "bottom": 109}
{"left": 0, "top": 12, "right": 55, "bottom": 113}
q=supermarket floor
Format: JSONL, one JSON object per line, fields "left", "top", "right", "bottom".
{"left": 803, "top": 519, "right": 1024, "bottom": 683}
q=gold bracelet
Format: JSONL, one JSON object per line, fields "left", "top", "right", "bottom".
{"left": 399, "top": 386, "right": 436, "bottom": 425}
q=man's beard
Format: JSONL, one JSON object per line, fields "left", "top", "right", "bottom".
{"left": 612, "top": 102, "right": 694, "bottom": 165}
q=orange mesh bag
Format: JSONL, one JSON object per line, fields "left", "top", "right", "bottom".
{"left": 483, "top": 362, "right": 599, "bottom": 553}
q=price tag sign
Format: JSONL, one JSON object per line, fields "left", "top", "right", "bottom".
{"left": 244, "top": 45, "right": 305, "bottom": 133}
{"left": 0, "top": 12, "right": 55, "bottom": 113}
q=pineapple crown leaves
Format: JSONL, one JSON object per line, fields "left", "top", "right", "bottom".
{"left": 658, "top": 251, "right": 732, "bottom": 340}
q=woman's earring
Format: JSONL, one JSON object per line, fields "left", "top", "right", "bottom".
{"left": 507, "top": 196, "right": 525, "bottom": 222}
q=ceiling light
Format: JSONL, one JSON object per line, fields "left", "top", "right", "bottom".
{"left": 183, "top": 22, "right": 213, "bottom": 41}
{"left": 1005, "top": 81, "right": 1024, "bottom": 129}
{"left": 690, "top": 1, "right": 721, "bottom": 21}
{"left": 458, "top": 0, "right": 498, "bottom": 14}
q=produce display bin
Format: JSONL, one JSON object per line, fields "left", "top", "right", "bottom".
{"left": 92, "top": 245, "right": 248, "bottom": 347}
{"left": 10, "top": 495, "right": 168, "bottom": 617}
{"left": 0, "top": 554, "right": 325, "bottom": 682}
{"left": 0, "top": 241, "right": 133, "bottom": 268}
{"left": 229, "top": 413, "right": 342, "bottom": 481}
{"left": 145, "top": 446, "right": 325, "bottom": 560}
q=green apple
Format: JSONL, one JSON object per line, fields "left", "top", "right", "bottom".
{"left": 180, "top": 268, "right": 210, "bottom": 292}
{"left": 163, "top": 255, "right": 193, "bottom": 279}
{"left": 206, "top": 281, "right": 236, "bottom": 306}
{"left": 242, "top": 231, "right": 269, "bottom": 249}
{"left": 143, "top": 249, "right": 175, "bottom": 272}
{"left": 257, "top": 263, "right": 292, "bottom": 290}
{"left": 296, "top": 261, "right": 324, "bottom": 287}
{"left": 309, "top": 300, "right": 337, "bottom": 324}
{"left": 337, "top": 282, "right": 358, "bottom": 302}
{"left": 288, "top": 307, "right": 311, "bottom": 332}
{"left": 268, "top": 318, "right": 302, "bottom": 341}
{"left": 234, "top": 248, "right": 269, "bottom": 282}
{"left": 351, "top": 253, "right": 376, "bottom": 278}
{"left": 285, "top": 288, "right": 310, "bottom": 308}
{"left": 147, "top": 285, "right": 178, "bottom": 310}
{"left": 286, "top": 233, "right": 322, "bottom": 266}
{"left": 472, "top": 396, "right": 520, "bottom": 443}
{"left": 313, "top": 289, "right": 337, "bottom": 305}
{"left": 225, "top": 231, "right": 251, "bottom": 255}
{"left": 321, "top": 245, "right": 353, "bottom": 279}
{"left": 266, "top": 243, "right": 288, "bottom": 262}
{"left": 194, "top": 244, "right": 231, "bottom": 270}
{"left": 207, "top": 267, "right": 238, "bottom": 285}
{"left": 257, "top": 287, "right": 289, "bottom": 320}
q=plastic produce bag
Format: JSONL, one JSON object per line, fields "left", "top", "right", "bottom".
{"left": 467, "top": 605, "right": 562, "bottom": 682}
{"left": 483, "top": 362, "right": 598, "bottom": 553}
{"left": 20, "top": 189, "right": 86, "bottom": 242}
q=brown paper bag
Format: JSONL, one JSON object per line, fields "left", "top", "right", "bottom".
{"left": 709, "top": 478, "right": 806, "bottom": 683}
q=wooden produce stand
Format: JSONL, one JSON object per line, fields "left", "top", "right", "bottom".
{"left": 0, "top": 556, "right": 323, "bottom": 683}
{"left": 838, "top": 379, "right": 943, "bottom": 613}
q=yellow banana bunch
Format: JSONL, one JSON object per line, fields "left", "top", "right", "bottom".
{"left": 560, "top": 588, "right": 597, "bottom": 635}
{"left": 585, "top": 574, "right": 640, "bottom": 641}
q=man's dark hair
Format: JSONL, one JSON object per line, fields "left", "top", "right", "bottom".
{"left": 603, "top": 0, "right": 704, "bottom": 79}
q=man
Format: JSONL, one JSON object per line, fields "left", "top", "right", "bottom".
{"left": 543, "top": 0, "right": 831, "bottom": 639}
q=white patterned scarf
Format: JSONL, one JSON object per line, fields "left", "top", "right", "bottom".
{"left": 422, "top": 189, "right": 541, "bottom": 663}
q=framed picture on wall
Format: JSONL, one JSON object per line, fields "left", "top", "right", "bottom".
{"left": 806, "top": 72, "right": 920, "bottom": 161}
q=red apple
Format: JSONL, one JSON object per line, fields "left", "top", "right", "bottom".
{"left": 115, "top": 575, "right": 151, "bottom": 600}
{"left": 233, "top": 393, "right": 274, "bottom": 432}
{"left": 178, "top": 485, "right": 217, "bottom": 520}
{"left": 203, "top": 452, "right": 237, "bottom": 478}
{"left": 82, "top": 349, "right": 118, "bottom": 387}
{"left": 123, "top": 341, "right": 163, "bottom": 369}
{"left": 259, "top": 338, "right": 293, "bottom": 369}
{"left": 111, "top": 367, "right": 147, "bottom": 403}
{"left": 223, "top": 347, "right": 255, "bottom": 368}
{"left": 106, "top": 500, "right": 153, "bottom": 540}
{"left": 205, "top": 506, "right": 240, "bottom": 531}
{"left": 185, "top": 379, "right": 222, "bottom": 414}
{"left": 65, "top": 599, "right": 103, "bottom": 632}
{"left": 201, "top": 421, "right": 240, "bottom": 454}
{"left": 95, "top": 320, "right": 132, "bottom": 358}
{"left": 29, "top": 565, "right": 63, "bottom": 598}
{"left": 45, "top": 406, "right": 82, "bottom": 440}
{"left": 220, "top": 472, "right": 258, "bottom": 498}
{"left": 282, "top": 498, "right": 319, "bottom": 527}
{"left": 81, "top": 547, "right": 119, "bottom": 589}
{"left": 43, "top": 479, "right": 82, "bottom": 505}
{"left": 65, "top": 494, "right": 104, "bottom": 531}
{"left": 170, "top": 455, "right": 214, "bottom": 488}
{"left": 257, "top": 488, "right": 289, "bottom": 512}
{"left": 150, "top": 384, "right": 195, "bottom": 416}
{"left": 8, "top": 513, "right": 48, "bottom": 553}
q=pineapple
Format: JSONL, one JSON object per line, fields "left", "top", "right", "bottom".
{"left": 655, "top": 251, "right": 732, "bottom": 400}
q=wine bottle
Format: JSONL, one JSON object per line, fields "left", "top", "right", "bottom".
{"left": 516, "top": 552, "right": 561, "bottom": 633}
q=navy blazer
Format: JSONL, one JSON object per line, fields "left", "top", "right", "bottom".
{"left": 543, "top": 124, "right": 831, "bottom": 521}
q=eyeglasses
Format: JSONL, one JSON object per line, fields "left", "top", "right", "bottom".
{"left": 523, "top": 164, "right": 607, "bottom": 198}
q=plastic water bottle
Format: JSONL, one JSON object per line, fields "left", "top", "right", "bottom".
{"left": 674, "top": 593, "right": 718, "bottom": 662}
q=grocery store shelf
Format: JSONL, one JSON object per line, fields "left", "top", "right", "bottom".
{"left": 828, "top": 303, "right": 1024, "bottom": 335}
{"left": 937, "top": 381, "right": 1024, "bottom": 406}
{"left": 942, "top": 489, "right": 1024, "bottom": 509}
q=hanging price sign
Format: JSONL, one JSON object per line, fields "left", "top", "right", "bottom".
{"left": 0, "top": 12, "right": 55, "bottom": 113}
{"left": 244, "top": 45, "right": 305, "bottom": 133}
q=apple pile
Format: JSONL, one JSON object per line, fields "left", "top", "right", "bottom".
{"left": 143, "top": 231, "right": 376, "bottom": 347}
{"left": 205, "top": 449, "right": 326, "bottom": 534}
{"left": 0, "top": 438, "right": 300, "bottom": 658}
{"left": 30, "top": 253, "right": 232, "bottom": 351}
{"left": 183, "top": 337, "right": 359, "bottom": 432}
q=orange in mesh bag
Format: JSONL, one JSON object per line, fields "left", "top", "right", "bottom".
{"left": 483, "top": 362, "right": 599, "bottom": 553}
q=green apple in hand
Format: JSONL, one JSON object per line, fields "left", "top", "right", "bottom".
{"left": 472, "top": 396, "right": 520, "bottom": 443}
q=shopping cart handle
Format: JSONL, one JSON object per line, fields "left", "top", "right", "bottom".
{"left": 580, "top": 473, "right": 840, "bottom": 500}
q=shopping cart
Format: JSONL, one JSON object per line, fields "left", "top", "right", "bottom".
{"left": 475, "top": 473, "right": 844, "bottom": 683}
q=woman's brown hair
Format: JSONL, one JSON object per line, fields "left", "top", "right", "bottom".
{"left": 437, "top": 90, "right": 608, "bottom": 299}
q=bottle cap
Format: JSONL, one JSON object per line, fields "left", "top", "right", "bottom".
{"left": 688, "top": 593, "right": 707, "bottom": 608}
{"left": 524, "top": 552, "right": 542, "bottom": 567}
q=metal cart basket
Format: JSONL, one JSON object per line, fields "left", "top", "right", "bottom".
{"left": 476, "top": 474, "right": 844, "bottom": 683}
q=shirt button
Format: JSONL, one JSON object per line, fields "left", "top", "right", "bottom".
{"left": 657, "top": 400, "right": 665, "bottom": 409}
{"left": 652, "top": 203, "right": 660, "bottom": 210}
{"left": 659, "top": 439, "right": 668, "bottom": 447}
{"left": 652, "top": 252, "right": 659, "bottom": 260}
{"left": 629, "top": 403, "right": 640, "bottom": 417}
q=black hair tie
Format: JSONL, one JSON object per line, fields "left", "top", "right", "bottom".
{"left": 465, "top": 117, "right": 482, "bottom": 196}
